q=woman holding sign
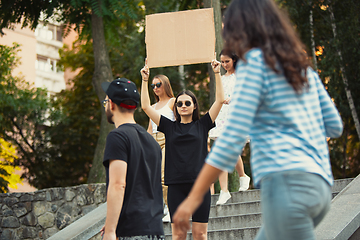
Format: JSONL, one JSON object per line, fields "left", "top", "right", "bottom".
{"left": 141, "top": 57, "right": 224, "bottom": 240}
{"left": 172, "top": 0, "right": 343, "bottom": 239}
{"left": 146, "top": 74, "right": 175, "bottom": 222}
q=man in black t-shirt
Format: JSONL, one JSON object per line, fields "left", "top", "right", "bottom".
{"left": 100, "top": 78, "right": 164, "bottom": 240}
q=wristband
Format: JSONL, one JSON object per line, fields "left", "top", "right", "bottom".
{"left": 142, "top": 79, "right": 148, "bottom": 82}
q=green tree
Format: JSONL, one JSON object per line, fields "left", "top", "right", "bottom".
{"left": 277, "top": 0, "right": 360, "bottom": 179}
{"left": 1, "top": 42, "right": 102, "bottom": 189}
{"left": 60, "top": 0, "right": 236, "bottom": 184}
{"left": 0, "top": 138, "right": 22, "bottom": 193}
{"left": 44, "top": 44, "right": 102, "bottom": 187}
{"left": 0, "top": 43, "right": 54, "bottom": 188}
{"left": 0, "top": 0, "right": 236, "bottom": 186}
{"left": 0, "top": 0, "right": 142, "bottom": 183}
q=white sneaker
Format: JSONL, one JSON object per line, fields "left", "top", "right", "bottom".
{"left": 216, "top": 190, "right": 231, "bottom": 205}
{"left": 239, "top": 174, "right": 250, "bottom": 191}
{"left": 162, "top": 205, "right": 170, "bottom": 222}
{"left": 163, "top": 204, "right": 169, "bottom": 215}
{"left": 162, "top": 212, "right": 171, "bottom": 222}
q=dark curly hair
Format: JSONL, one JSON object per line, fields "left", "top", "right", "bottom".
{"left": 222, "top": 0, "right": 310, "bottom": 93}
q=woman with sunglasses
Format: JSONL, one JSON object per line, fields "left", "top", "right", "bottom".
{"left": 172, "top": 0, "right": 343, "bottom": 239}
{"left": 209, "top": 49, "right": 251, "bottom": 205}
{"left": 140, "top": 58, "right": 224, "bottom": 240}
{"left": 146, "top": 74, "right": 175, "bottom": 222}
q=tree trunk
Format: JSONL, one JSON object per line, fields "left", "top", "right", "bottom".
{"left": 87, "top": 5, "right": 114, "bottom": 183}
{"left": 328, "top": 4, "right": 360, "bottom": 141}
{"left": 204, "top": 0, "right": 223, "bottom": 105}
{"left": 175, "top": 3, "right": 186, "bottom": 90}
{"left": 342, "top": 127, "right": 348, "bottom": 178}
{"left": 309, "top": 7, "right": 317, "bottom": 69}
{"left": 178, "top": 65, "right": 186, "bottom": 90}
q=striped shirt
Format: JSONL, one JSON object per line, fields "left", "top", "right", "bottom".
{"left": 206, "top": 48, "right": 343, "bottom": 187}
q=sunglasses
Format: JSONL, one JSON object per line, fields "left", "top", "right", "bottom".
{"left": 176, "top": 100, "right": 192, "bottom": 108}
{"left": 151, "top": 82, "right": 162, "bottom": 89}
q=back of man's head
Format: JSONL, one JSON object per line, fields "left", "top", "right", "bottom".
{"left": 101, "top": 78, "right": 140, "bottom": 110}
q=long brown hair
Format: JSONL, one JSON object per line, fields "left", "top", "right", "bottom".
{"left": 222, "top": 0, "right": 310, "bottom": 92}
{"left": 152, "top": 75, "right": 174, "bottom": 102}
{"left": 173, "top": 90, "right": 200, "bottom": 122}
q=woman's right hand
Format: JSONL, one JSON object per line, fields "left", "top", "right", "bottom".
{"left": 140, "top": 60, "right": 150, "bottom": 81}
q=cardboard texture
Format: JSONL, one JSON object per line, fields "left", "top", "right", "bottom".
{"left": 145, "top": 8, "right": 215, "bottom": 68}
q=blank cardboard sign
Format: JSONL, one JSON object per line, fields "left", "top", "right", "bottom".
{"left": 145, "top": 8, "right": 215, "bottom": 68}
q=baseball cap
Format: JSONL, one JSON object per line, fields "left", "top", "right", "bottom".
{"left": 101, "top": 78, "right": 140, "bottom": 109}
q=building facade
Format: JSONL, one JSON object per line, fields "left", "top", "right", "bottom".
{"left": 0, "top": 21, "right": 77, "bottom": 93}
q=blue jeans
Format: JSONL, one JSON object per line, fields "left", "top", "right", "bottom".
{"left": 255, "top": 171, "right": 331, "bottom": 240}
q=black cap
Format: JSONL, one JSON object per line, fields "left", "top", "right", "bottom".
{"left": 101, "top": 78, "right": 140, "bottom": 109}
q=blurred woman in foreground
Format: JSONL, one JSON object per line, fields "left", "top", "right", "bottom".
{"left": 173, "top": 0, "right": 343, "bottom": 239}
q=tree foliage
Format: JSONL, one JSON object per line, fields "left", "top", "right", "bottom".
{"left": 0, "top": 138, "right": 22, "bottom": 193}
{"left": 0, "top": 0, "right": 139, "bottom": 34}
{"left": 0, "top": 0, "right": 237, "bottom": 188}
{"left": 58, "top": 0, "right": 239, "bottom": 189}
{"left": 0, "top": 0, "right": 145, "bottom": 185}
{"left": 43, "top": 56, "right": 101, "bottom": 187}
{"left": 58, "top": 0, "right": 219, "bottom": 129}
{"left": 0, "top": 0, "right": 63, "bottom": 34}
{"left": 0, "top": 43, "right": 52, "bottom": 188}
{"left": 278, "top": 0, "right": 360, "bottom": 179}
{"left": 0, "top": 42, "right": 103, "bottom": 189}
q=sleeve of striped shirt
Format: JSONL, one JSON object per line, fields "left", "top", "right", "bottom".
{"left": 206, "top": 54, "right": 265, "bottom": 172}
{"left": 313, "top": 70, "right": 343, "bottom": 138}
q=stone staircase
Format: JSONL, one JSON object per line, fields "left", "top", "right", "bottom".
{"left": 163, "top": 178, "right": 353, "bottom": 240}
{"left": 49, "top": 178, "right": 357, "bottom": 240}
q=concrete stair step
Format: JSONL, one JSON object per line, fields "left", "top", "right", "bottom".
{"left": 48, "top": 178, "right": 354, "bottom": 240}
{"left": 163, "top": 213, "right": 262, "bottom": 234}
{"left": 209, "top": 200, "right": 261, "bottom": 218}
{"left": 163, "top": 178, "right": 354, "bottom": 238}
{"left": 207, "top": 213, "right": 262, "bottom": 231}
{"left": 331, "top": 178, "right": 353, "bottom": 193}
{"left": 165, "top": 227, "right": 260, "bottom": 240}
{"left": 210, "top": 189, "right": 260, "bottom": 205}
{"left": 209, "top": 177, "right": 352, "bottom": 206}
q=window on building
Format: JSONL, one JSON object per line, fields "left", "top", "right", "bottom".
{"left": 35, "top": 24, "right": 63, "bottom": 42}
{"left": 35, "top": 55, "right": 59, "bottom": 72}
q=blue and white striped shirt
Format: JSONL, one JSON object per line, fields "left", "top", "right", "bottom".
{"left": 206, "top": 48, "right": 343, "bottom": 187}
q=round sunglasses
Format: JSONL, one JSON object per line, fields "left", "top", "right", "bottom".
{"left": 176, "top": 100, "right": 192, "bottom": 108}
{"left": 151, "top": 82, "right": 162, "bottom": 89}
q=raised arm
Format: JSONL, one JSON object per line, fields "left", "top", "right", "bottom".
{"left": 140, "top": 64, "right": 161, "bottom": 126}
{"left": 147, "top": 119, "right": 153, "bottom": 134}
{"left": 208, "top": 59, "right": 224, "bottom": 123}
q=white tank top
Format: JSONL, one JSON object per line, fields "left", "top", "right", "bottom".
{"left": 151, "top": 98, "right": 175, "bottom": 133}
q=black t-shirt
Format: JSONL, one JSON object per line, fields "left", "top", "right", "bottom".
{"left": 158, "top": 113, "right": 215, "bottom": 185}
{"left": 103, "top": 123, "right": 163, "bottom": 237}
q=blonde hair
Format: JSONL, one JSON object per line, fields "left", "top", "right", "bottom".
{"left": 152, "top": 75, "right": 174, "bottom": 102}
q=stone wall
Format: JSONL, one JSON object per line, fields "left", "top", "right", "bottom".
{"left": 0, "top": 183, "right": 106, "bottom": 240}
